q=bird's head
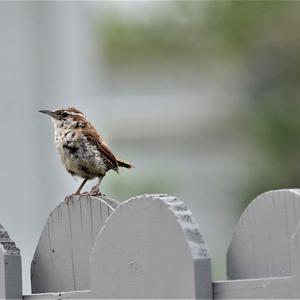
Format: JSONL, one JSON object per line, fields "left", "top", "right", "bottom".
{"left": 39, "top": 107, "right": 87, "bottom": 130}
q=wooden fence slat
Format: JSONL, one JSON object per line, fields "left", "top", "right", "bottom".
{"left": 217, "top": 189, "right": 300, "bottom": 299}
{"left": 31, "top": 195, "right": 118, "bottom": 294}
{"left": 24, "top": 290, "right": 91, "bottom": 300}
{"left": 213, "top": 277, "right": 291, "bottom": 299}
{"left": 0, "top": 224, "right": 22, "bottom": 299}
{"left": 89, "top": 194, "right": 212, "bottom": 299}
{"left": 227, "top": 190, "right": 299, "bottom": 280}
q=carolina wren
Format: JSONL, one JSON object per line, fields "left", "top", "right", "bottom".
{"left": 39, "top": 107, "right": 133, "bottom": 199}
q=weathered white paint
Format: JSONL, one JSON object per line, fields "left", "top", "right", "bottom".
{"left": 213, "top": 276, "right": 291, "bottom": 299}
{"left": 89, "top": 194, "right": 212, "bottom": 299}
{"left": 227, "top": 189, "right": 300, "bottom": 280}
{"left": 5, "top": 190, "right": 300, "bottom": 299}
{"left": 31, "top": 195, "right": 118, "bottom": 293}
{"left": 24, "top": 290, "right": 91, "bottom": 300}
{"left": 0, "top": 224, "right": 22, "bottom": 299}
{"left": 214, "top": 189, "right": 300, "bottom": 299}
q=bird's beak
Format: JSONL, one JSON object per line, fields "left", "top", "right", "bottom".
{"left": 39, "top": 110, "right": 60, "bottom": 120}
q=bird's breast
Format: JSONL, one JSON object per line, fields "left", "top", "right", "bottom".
{"left": 54, "top": 130, "right": 107, "bottom": 178}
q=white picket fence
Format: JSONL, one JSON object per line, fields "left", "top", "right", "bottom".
{"left": 1, "top": 189, "right": 299, "bottom": 299}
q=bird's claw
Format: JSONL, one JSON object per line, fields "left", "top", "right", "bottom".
{"left": 89, "top": 185, "right": 104, "bottom": 197}
{"left": 64, "top": 189, "right": 105, "bottom": 204}
{"left": 64, "top": 194, "right": 74, "bottom": 204}
{"left": 65, "top": 192, "right": 88, "bottom": 204}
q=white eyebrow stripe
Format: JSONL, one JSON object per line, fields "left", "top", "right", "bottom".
{"left": 67, "top": 111, "right": 84, "bottom": 117}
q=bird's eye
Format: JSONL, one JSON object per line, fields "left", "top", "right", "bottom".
{"left": 62, "top": 112, "right": 69, "bottom": 118}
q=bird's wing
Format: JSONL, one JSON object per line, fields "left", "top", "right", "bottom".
{"left": 84, "top": 131, "right": 119, "bottom": 172}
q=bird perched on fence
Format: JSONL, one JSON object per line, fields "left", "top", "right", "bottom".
{"left": 39, "top": 107, "right": 133, "bottom": 201}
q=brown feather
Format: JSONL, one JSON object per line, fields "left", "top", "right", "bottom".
{"left": 83, "top": 127, "right": 119, "bottom": 172}
{"left": 68, "top": 107, "right": 84, "bottom": 114}
{"left": 117, "top": 159, "right": 133, "bottom": 169}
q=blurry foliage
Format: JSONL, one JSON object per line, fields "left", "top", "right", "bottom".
{"left": 241, "top": 65, "right": 300, "bottom": 203}
{"left": 242, "top": 100, "right": 300, "bottom": 198}
{"left": 96, "top": 1, "right": 300, "bottom": 208}
{"left": 97, "top": 1, "right": 289, "bottom": 68}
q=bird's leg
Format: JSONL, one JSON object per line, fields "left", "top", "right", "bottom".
{"left": 89, "top": 176, "right": 104, "bottom": 196}
{"left": 75, "top": 178, "right": 88, "bottom": 195}
{"left": 65, "top": 178, "right": 88, "bottom": 204}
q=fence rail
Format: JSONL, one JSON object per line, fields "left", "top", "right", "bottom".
{"left": 0, "top": 189, "right": 299, "bottom": 299}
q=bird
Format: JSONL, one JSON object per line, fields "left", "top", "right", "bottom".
{"left": 39, "top": 107, "right": 133, "bottom": 201}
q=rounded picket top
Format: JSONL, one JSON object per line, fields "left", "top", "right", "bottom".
{"left": 90, "top": 194, "right": 212, "bottom": 299}
{"left": 0, "top": 224, "right": 20, "bottom": 255}
{"left": 31, "top": 195, "right": 118, "bottom": 293}
{"left": 227, "top": 189, "right": 300, "bottom": 280}
{"left": 0, "top": 224, "right": 22, "bottom": 299}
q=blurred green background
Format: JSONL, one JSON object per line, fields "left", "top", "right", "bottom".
{"left": 95, "top": 0, "right": 300, "bottom": 279}
{"left": 1, "top": 1, "right": 300, "bottom": 292}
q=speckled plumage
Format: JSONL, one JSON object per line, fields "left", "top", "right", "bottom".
{"left": 54, "top": 121, "right": 108, "bottom": 179}
{"left": 40, "top": 107, "right": 133, "bottom": 197}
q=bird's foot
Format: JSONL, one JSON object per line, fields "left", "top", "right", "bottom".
{"left": 65, "top": 189, "right": 105, "bottom": 204}
{"left": 65, "top": 192, "right": 89, "bottom": 204}
{"left": 64, "top": 194, "right": 74, "bottom": 204}
{"left": 88, "top": 185, "right": 105, "bottom": 197}
{"left": 78, "top": 192, "right": 104, "bottom": 200}
{"left": 78, "top": 191, "right": 90, "bottom": 201}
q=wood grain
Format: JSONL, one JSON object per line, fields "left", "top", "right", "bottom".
{"left": 31, "top": 195, "right": 118, "bottom": 293}
{"left": 89, "top": 194, "right": 212, "bottom": 299}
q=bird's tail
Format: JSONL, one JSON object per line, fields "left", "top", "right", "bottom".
{"left": 117, "top": 159, "right": 134, "bottom": 169}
